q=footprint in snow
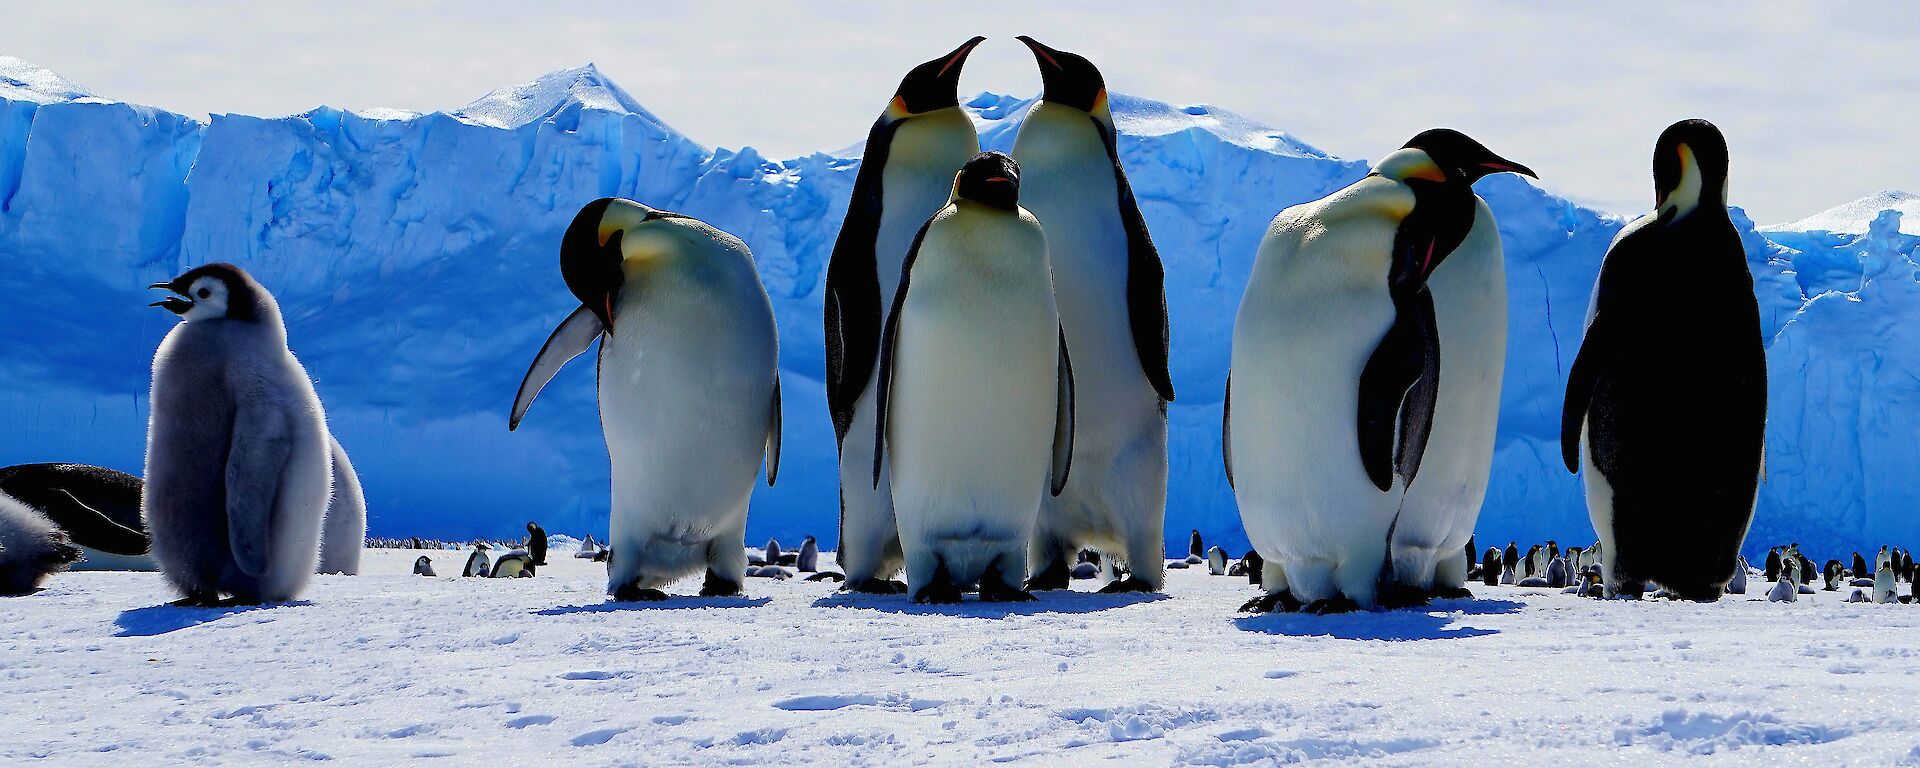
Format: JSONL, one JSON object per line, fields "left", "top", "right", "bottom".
{"left": 570, "top": 727, "right": 631, "bottom": 747}
{"left": 505, "top": 715, "right": 557, "bottom": 729}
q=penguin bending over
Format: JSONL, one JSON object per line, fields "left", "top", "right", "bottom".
{"left": 1480, "top": 547, "right": 1501, "bottom": 587}
{"left": 1009, "top": 38, "right": 1176, "bottom": 595}
{"left": 144, "top": 264, "right": 335, "bottom": 606}
{"left": 490, "top": 550, "right": 535, "bottom": 578}
{"left": 526, "top": 521, "right": 548, "bottom": 566}
{"left": 0, "top": 463, "right": 153, "bottom": 571}
{"left": 510, "top": 199, "right": 781, "bottom": 602}
{"left": 0, "top": 492, "right": 82, "bottom": 594}
{"left": 316, "top": 436, "right": 365, "bottom": 575}
{"left": 1562, "top": 120, "right": 1765, "bottom": 602}
{"left": 874, "top": 152, "right": 1075, "bottom": 604}
{"left": 1765, "top": 548, "right": 1783, "bottom": 582}
{"left": 1852, "top": 551, "right": 1868, "bottom": 579}
{"left": 825, "top": 38, "right": 987, "bottom": 596}
{"left": 1230, "top": 129, "right": 1533, "bottom": 613}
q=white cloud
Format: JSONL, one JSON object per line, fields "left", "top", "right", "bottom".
{"left": 3, "top": 0, "right": 1916, "bottom": 221}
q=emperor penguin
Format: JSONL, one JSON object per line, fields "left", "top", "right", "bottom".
{"left": 873, "top": 151, "right": 1075, "bottom": 604}
{"left": 1852, "top": 551, "right": 1868, "bottom": 578}
{"left": 1563, "top": 119, "right": 1765, "bottom": 602}
{"left": 413, "top": 555, "right": 435, "bottom": 577}
{"left": 0, "top": 491, "right": 82, "bottom": 594}
{"left": 1480, "top": 547, "right": 1500, "bottom": 587}
{"left": 1768, "top": 557, "right": 1799, "bottom": 602}
{"left": 510, "top": 198, "right": 781, "bottom": 602}
{"left": 490, "top": 550, "right": 535, "bottom": 578}
{"left": 1823, "top": 559, "right": 1844, "bottom": 591}
{"left": 144, "top": 264, "right": 335, "bottom": 606}
{"left": 1011, "top": 37, "right": 1177, "bottom": 594}
{"left": 1206, "top": 546, "right": 1229, "bottom": 575}
{"left": 1764, "top": 547, "right": 1783, "bottom": 582}
{"left": 1229, "top": 130, "right": 1534, "bottom": 613}
{"left": 825, "top": 38, "right": 987, "bottom": 595}
{"left": 1727, "top": 556, "right": 1749, "bottom": 594}
{"left": 1525, "top": 544, "right": 1545, "bottom": 578}
{"left": 526, "top": 521, "right": 548, "bottom": 566}
{"left": 796, "top": 535, "right": 819, "bottom": 573}
{"left": 0, "top": 463, "right": 153, "bottom": 571}
{"left": 1875, "top": 547, "right": 1896, "bottom": 603}
{"left": 463, "top": 543, "right": 491, "bottom": 577}
{"left": 316, "top": 436, "right": 365, "bottom": 575}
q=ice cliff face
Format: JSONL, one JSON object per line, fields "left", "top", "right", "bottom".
{"left": 0, "top": 57, "right": 1910, "bottom": 557}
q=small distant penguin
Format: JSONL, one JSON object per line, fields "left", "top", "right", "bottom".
{"left": 0, "top": 492, "right": 82, "bottom": 594}
{"left": 1546, "top": 540, "right": 1560, "bottom": 563}
{"left": 1480, "top": 547, "right": 1501, "bottom": 587}
{"left": 1546, "top": 557, "right": 1570, "bottom": 589}
{"left": 1767, "top": 567, "right": 1797, "bottom": 603}
{"left": 413, "top": 555, "right": 435, "bottom": 577}
{"left": 1902, "top": 549, "right": 1914, "bottom": 582}
{"left": 1562, "top": 120, "right": 1764, "bottom": 602}
{"left": 1012, "top": 37, "right": 1176, "bottom": 597}
{"left": 1230, "top": 128, "right": 1533, "bottom": 613}
{"left": 751, "top": 565, "right": 794, "bottom": 580}
{"left": 1525, "top": 545, "right": 1546, "bottom": 578}
{"left": 874, "top": 152, "right": 1075, "bottom": 604}
{"left": 0, "top": 463, "right": 153, "bottom": 572}
{"left": 575, "top": 534, "right": 602, "bottom": 560}
{"left": 316, "top": 436, "right": 366, "bottom": 576}
{"left": 1875, "top": 548, "right": 1896, "bottom": 603}
{"left": 490, "top": 550, "right": 535, "bottom": 578}
{"left": 1797, "top": 553, "right": 1815, "bottom": 585}
{"left": 1503, "top": 543, "right": 1520, "bottom": 581}
{"left": 410, "top": 537, "right": 424, "bottom": 549}
{"left": 509, "top": 199, "right": 781, "bottom": 601}
{"left": 144, "top": 263, "right": 336, "bottom": 606}
{"left": 1566, "top": 546, "right": 1585, "bottom": 574}
{"left": 1727, "top": 556, "right": 1748, "bottom": 594}
{"left": 463, "top": 544, "right": 491, "bottom": 577}
{"left": 1166, "top": 559, "right": 1190, "bottom": 570}
{"left": 1823, "top": 560, "right": 1843, "bottom": 591}
{"left": 1206, "top": 546, "right": 1229, "bottom": 576}
{"left": 1242, "top": 550, "right": 1264, "bottom": 587}
{"left": 1516, "top": 575, "right": 1550, "bottom": 588}
{"left": 765, "top": 538, "right": 783, "bottom": 568}
{"left": 1189, "top": 531, "right": 1206, "bottom": 563}
{"left": 526, "top": 522, "right": 548, "bottom": 566}
{"left": 1852, "top": 551, "right": 1868, "bottom": 578}
{"left": 826, "top": 38, "right": 987, "bottom": 596}
{"left": 1765, "top": 548, "right": 1783, "bottom": 582}
{"left": 1465, "top": 535, "right": 1476, "bottom": 573}
{"left": 1847, "top": 589, "right": 1869, "bottom": 603}
{"left": 796, "top": 535, "right": 819, "bottom": 573}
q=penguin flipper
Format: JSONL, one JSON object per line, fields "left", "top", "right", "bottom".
{"left": 48, "top": 488, "right": 150, "bottom": 556}
{"left": 1051, "top": 326, "right": 1076, "bottom": 496}
{"left": 226, "top": 403, "right": 296, "bottom": 578}
{"left": 1221, "top": 372, "right": 1234, "bottom": 490}
{"left": 1561, "top": 313, "right": 1609, "bottom": 474}
{"left": 510, "top": 305, "right": 605, "bottom": 431}
{"left": 765, "top": 376, "right": 782, "bottom": 487}
{"left": 1355, "top": 290, "right": 1441, "bottom": 492}
{"left": 825, "top": 116, "right": 899, "bottom": 448}
{"left": 872, "top": 219, "right": 932, "bottom": 488}
{"left": 1096, "top": 118, "right": 1175, "bottom": 403}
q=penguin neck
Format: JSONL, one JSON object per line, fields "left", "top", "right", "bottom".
{"left": 1657, "top": 149, "right": 1725, "bottom": 219}
{"left": 1373, "top": 148, "right": 1447, "bottom": 183}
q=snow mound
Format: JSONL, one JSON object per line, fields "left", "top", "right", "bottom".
{"left": 1764, "top": 190, "right": 1920, "bottom": 236}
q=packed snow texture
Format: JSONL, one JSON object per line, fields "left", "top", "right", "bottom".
{"left": 0, "top": 56, "right": 1914, "bottom": 556}
{"left": 5, "top": 547, "right": 1920, "bottom": 765}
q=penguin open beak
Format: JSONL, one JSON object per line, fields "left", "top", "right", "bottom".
{"left": 148, "top": 283, "right": 193, "bottom": 314}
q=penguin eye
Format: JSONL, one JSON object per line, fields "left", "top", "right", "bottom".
{"left": 197, "top": 288, "right": 211, "bottom": 299}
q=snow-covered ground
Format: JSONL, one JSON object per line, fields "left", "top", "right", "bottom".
{"left": 5, "top": 546, "right": 1919, "bottom": 766}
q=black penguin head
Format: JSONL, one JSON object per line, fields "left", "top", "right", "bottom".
{"left": 953, "top": 152, "right": 1021, "bottom": 210}
{"left": 1401, "top": 129, "right": 1537, "bottom": 184}
{"left": 1018, "top": 37, "right": 1106, "bottom": 114}
{"left": 1652, "top": 118, "right": 1729, "bottom": 212}
{"left": 559, "top": 197, "right": 692, "bottom": 332}
{"left": 147, "top": 263, "right": 267, "bottom": 324}
{"left": 890, "top": 37, "right": 986, "bottom": 118}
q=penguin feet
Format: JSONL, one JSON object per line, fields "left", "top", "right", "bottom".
{"left": 979, "top": 582, "right": 1037, "bottom": 603}
{"left": 911, "top": 582, "right": 965, "bottom": 604}
{"left": 1025, "top": 557, "right": 1072, "bottom": 592}
{"left": 1377, "top": 583, "right": 1432, "bottom": 609}
{"left": 805, "top": 572, "right": 847, "bottom": 582}
{"left": 1304, "top": 595, "right": 1360, "bottom": 615}
{"left": 1428, "top": 585, "right": 1474, "bottom": 600}
{"left": 700, "top": 570, "right": 743, "bottom": 598}
{"left": 611, "top": 585, "right": 669, "bottom": 602}
{"left": 1239, "top": 590, "right": 1303, "bottom": 614}
{"left": 848, "top": 578, "right": 908, "bottom": 594}
{"left": 1097, "top": 577, "right": 1158, "bottom": 595}
{"left": 169, "top": 591, "right": 222, "bottom": 608}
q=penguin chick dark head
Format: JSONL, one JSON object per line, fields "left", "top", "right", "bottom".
{"left": 891, "top": 36, "right": 986, "bottom": 117}
{"left": 1652, "top": 118, "right": 1729, "bottom": 214}
{"left": 953, "top": 152, "right": 1021, "bottom": 210}
{"left": 1018, "top": 36, "right": 1106, "bottom": 114}
{"left": 1400, "top": 129, "right": 1537, "bottom": 184}
{"left": 147, "top": 263, "right": 266, "bottom": 323}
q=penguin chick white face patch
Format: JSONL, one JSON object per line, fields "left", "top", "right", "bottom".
{"left": 181, "top": 277, "right": 230, "bottom": 322}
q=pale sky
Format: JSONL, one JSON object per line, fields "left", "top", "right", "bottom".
{"left": 5, "top": 1, "right": 1915, "bottom": 222}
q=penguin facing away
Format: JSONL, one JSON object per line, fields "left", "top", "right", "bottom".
{"left": 0, "top": 463, "right": 153, "bottom": 572}
{"left": 526, "top": 522, "right": 548, "bottom": 566}
{"left": 1242, "top": 550, "right": 1264, "bottom": 587}
{"left": 1765, "top": 548, "right": 1783, "bottom": 582}
{"left": 1229, "top": 129, "right": 1534, "bottom": 614}
{"left": 873, "top": 151, "right": 1075, "bottom": 604}
{"left": 1480, "top": 547, "right": 1501, "bottom": 587}
{"left": 0, "top": 492, "right": 83, "bottom": 594}
{"left": 143, "top": 263, "right": 335, "bottom": 606}
{"left": 1010, "top": 37, "right": 1177, "bottom": 596}
{"left": 509, "top": 199, "right": 781, "bottom": 601}
{"left": 796, "top": 535, "right": 819, "bottom": 573}
{"left": 1852, "top": 551, "right": 1868, "bottom": 578}
{"left": 825, "top": 38, "right": 988, "bottom": 597}
{"left": 316, "top": 436, "right": 366, "bottom": 576}
{"left": 1562, "top": 119, "right": 1765, "bottom": 602}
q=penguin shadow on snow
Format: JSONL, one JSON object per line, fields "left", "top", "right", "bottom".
{"left": 811, "top": 589, "right": 1168, "bottom": 618}
{"left": 1232, "top": 598, "right": 1521, "bottom": 641}
{"left": 114, "top": 601, "right": 311, "bottom": 637}
{"left": 534, "top": 596, "right": 773, "bottom": 615}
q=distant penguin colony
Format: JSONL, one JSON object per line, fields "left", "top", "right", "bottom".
{"left": 34, "top": 37, "right": 1920, "bottom": 619}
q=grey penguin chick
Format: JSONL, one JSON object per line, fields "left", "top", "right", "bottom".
{"left": 143, "top": 263, "right": 335, "bottom": 606}
{"left": 413, "top": 555, "right": 435, "bottom": 577}
{"left": 796, "top": 536, "right": 819, "bottom": 573}
{"left": 316, "top": 436, "right": 366, "bottom": 575}
{"left": 0, "top": 492, "right": 82, "bottom": 594}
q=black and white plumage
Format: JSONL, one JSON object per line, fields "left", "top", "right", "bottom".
{"left": 0, "top": 491, "right": 82, "bottom": 594}
{"left": 1206, "top": 546, "right": 1229, "bottom": 576}
{"left": 1727, "top": 556, "right": 1749, "bottom": 594}
{"left": 144, "top": 263, "right": 335, "bottom": 606}
{"left": 1011, "top": 37, "right": 1176, "bottom": 597}
{"left": 825, "top": 39, "right": 986, "bottom": 596}
{"left": 0, "top": 463, "right": 152, "bottom": 571}
{"left": 413, "top": 555, "right": 435, "bottom": 577}
{"left": 316, "top": 436, "right": 365, "bottom": 576}
{"left": 509, "top": 199, "right": 781, "bottom": 602}
{"left": 490, "top": 551, "right": 535, "bottom": 578}
{"left": 464, "top": 545, "right": 491, "bottom": 578}
{"left": 1562, "top": 120, "right": 1765, "bottom": 602}
{"left": 1480, "top": 547, "right": 1501, "bottom": 588}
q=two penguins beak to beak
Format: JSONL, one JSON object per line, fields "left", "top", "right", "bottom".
{"left": 148, "top": 281, "right": 193, "bottom": 315}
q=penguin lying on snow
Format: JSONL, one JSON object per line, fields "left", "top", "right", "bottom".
{"left": 0, "top": 492, "right": 82, "bottom": 594}
{"left": 0, "top": 463, "right": 153, "bottom": 572}
{"left": 490, "top": 550, "right": 535, "bottom": 578}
